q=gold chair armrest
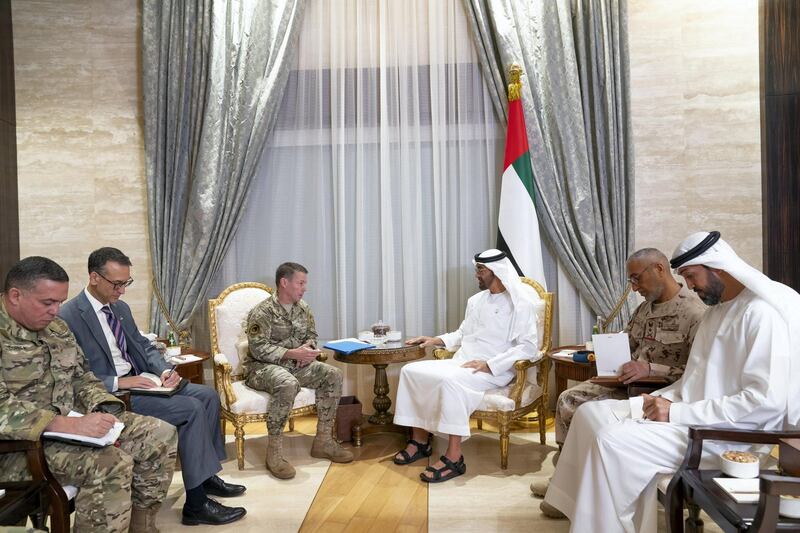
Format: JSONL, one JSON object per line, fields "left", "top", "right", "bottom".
{"left": 213, "top": 359, "right": 238, "bottom": 408}
{"left": 509, "top": 353, "right": 547, "bottom": 409}
{"left": 432, "top": 348, "right": 455, "bottom": 360}
{"left": 316, "top": 352, "right": 328, "bottom": 362}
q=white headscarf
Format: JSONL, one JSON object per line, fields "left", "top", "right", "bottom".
{"left": 671, "top": 232, "right": 800, "bottom": 429}
{"left": 473, "top": 249, "right": 542, "bottom": 342}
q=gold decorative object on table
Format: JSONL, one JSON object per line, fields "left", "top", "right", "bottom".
{"left": 151, "top": 277, "right": 192, "bottom": 348}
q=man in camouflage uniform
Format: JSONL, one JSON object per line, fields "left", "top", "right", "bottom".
{"left": 245, "top": 262, "right": 353, "bottom": 479}
{"left": 0, "top": 257, "right": 177, "bottom": 533}
{"left": 534, "top": 248, "right": 705, "bottom": 515}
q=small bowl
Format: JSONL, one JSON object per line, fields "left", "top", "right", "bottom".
{"left": 387, "top": 330, "right": 402, "bottom": 341}
{"left": 720, "top": 450, "right": 759, "bottom": 478}
{"left": 358, "top": 331, "right": 374, "bottom": 342}
{"left": 780, "top": 495, "right": 800, "bottom": 519}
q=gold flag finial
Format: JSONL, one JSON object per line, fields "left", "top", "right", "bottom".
{"left": 508, "top": 63, "right": 523, "bottom": 102}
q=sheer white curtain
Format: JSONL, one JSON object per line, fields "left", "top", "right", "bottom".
{"left": 210, "top": 0, "right": 593, "bottom": 410}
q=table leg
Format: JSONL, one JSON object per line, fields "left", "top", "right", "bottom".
{"left": 556, "top": 375, "right": 568, "bottom": 399}
{"left": 369, "top": 363, "right": 393, "bottom": 425}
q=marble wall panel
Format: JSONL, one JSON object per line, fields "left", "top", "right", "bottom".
{"left": 629, "top": 0, "right": 762, "bottom": 268}
{"left": 12, "top": 0, "right": 151, "bottom": 326}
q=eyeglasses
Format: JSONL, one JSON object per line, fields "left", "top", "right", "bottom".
{"left": 627, "top": 264, "right": 654, "bottom": 285}
{"left": 95, "top": 271, "right": 134, "bottom": 290}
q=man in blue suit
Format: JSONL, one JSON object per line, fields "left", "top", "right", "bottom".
{"left": 60, "top": 247, "right": 247, "bottom": 526}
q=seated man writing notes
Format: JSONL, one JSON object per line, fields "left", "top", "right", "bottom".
{"left": 0, "top": 256, "right": 178, "bottom": 533}
{"left": 59, "top": 247, "right": 246, "bottom": 526}
{"left": 543, "top": 232, "right": 795, "bottom": 533}
{"left": 532, "top": 248, "right": 705, "bottom": 517}
{"left": 393, "top": 249, "right": 541, "bottom": 483}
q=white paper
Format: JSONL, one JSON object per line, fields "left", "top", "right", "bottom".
{"left": 130, "top": 372, "right": 181, "bottom": 393}
{"left": 169, "top": 354, "right": 202, "bottom": 364}
{"left": 712, "top": 477, "right": 761, "bottom": 504}
{"left": 592, "top": 332, "right": 631, "bottom": 376}
{"left": 550, "top": 350, "right": 578, "bottom": 360}
{"left": 43, "top": 411, "right": 125, "bottom": 447}
{"left": 629, "top": 396, "right": 645, "bottom": 420}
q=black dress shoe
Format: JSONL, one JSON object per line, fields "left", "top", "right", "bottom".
{"left": 202, "top": 475, "right": 247, "bottom": 497}
{"left": 182, "top": 498, "right": 246, "bottom": 526}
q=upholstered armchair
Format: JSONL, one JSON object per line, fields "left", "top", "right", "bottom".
{"left": 433, "top": 277, "right": 553, "bottom": 469}
{"left": 208, "top": 282, "right": 325, "bottom": 470}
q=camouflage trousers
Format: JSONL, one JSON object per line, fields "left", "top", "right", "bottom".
{"left": 246, "top": 361, "right": 343, "bottom": 435}
{"left": 555, "top": 381, "right": 627, "bottom": 444}
{"left": 0, "top": 411, "right": 177, "bottom": 533}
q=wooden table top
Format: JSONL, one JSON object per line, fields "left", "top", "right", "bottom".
{"left": 330, "top": 342, "right": 424, "bottom": 365}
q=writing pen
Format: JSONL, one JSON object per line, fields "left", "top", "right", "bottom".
{"left": 164, "top": 364, "right": 178, "bottom": 382}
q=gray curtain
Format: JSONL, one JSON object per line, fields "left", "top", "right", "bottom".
{"left": 463, "top": 0, "right": 634, "bottom": 327}
{"left": 142, "top": 0, "right": 305, "bottom": 334}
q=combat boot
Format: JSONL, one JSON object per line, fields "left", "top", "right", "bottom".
{"left": 310, "top": 421, "right": 354, "bottom": 463}
{"left": 130, "top": 504, "right": 161, "bottom": 533}
{"left": 266, "top": 434, "right": 296, "bottom": 479}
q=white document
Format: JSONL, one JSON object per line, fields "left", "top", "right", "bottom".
{"left": 550, "top": 349, "right": 578, "bottom": 360}
{"left": 592, "top": 332, "right": 631, "bottom": 376}
{"left": 43, "top": 411, "right": 125, "bottom": 447}
{"left": 629, "top": 396, "right": 645, "bottom": 420}
{"left": 712, "top": 477, "right": 761, "bottom": 504}
{"left": 169, "top": 354, "right": 202, "bottom": 364}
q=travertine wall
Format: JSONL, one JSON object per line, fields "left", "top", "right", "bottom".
{"left": 629, "top": 0, "right": 762, "bottom": 267}
{"left": 12, "top": 0, "right": 151, "bottom": 325}
{"left": 11, "top": 0, "right": 762, "bottom": 331}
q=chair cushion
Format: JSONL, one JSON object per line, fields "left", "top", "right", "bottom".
{"left": 532, "top": 299, "right": 546, "bottom": 351}
{"left": 214, "top": 288, "right": 271, "bottom": 373}
{"left": 656, "top": 473, "right": 673, "bottom": 494}
{"left": 226, "top": 380, "right": 316, "bottom": 415}
{"left": 478, "top": 382, "right": 543, "bottom": 412}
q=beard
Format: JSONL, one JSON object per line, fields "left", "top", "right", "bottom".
{"left": 697, "top": 274, "right": 725, "bottom": 305}
{"left": 478, "top": 278, "right": 487, "bottom": 290}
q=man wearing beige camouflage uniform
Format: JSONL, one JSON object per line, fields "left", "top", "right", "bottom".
{"left": 0, "top": 256, "right": 178, "bottom": 533}
{"left": 245, "top": 262, "right": 353, "bottom": 479}
{"left": 533, "top": 248, "right": 705, "bottom": 517}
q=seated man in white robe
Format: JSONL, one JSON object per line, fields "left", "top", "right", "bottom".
{"left": 392, "top": 249, "right": 540, "bottom": 483}
{"left": 543, "top": 231, "right": 796, "bottom": 533}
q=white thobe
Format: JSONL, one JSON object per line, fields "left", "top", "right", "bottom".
{"left": 393, "top": 290, "right": 538, "bottom": 436}
{"left": 545, "top": 289, "right": 790, "bottom": 533}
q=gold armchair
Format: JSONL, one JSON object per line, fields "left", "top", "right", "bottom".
{"left": 433, "top": 277, "right": 553, "bottom": 469}
{"left": 208, "top": 282, "right": 325, "bottom": 470}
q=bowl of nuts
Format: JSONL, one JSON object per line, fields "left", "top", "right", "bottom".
{"left": 720, "top": 450, "right": 760, "bottom": 478}
{"left": 780, "top": 494, "right": 800, "bottom": 519}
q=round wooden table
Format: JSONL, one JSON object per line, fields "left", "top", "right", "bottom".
{"left": 331, "top": 342, "right": 424, "bottom": 445}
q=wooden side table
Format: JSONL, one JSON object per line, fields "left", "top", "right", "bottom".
{"left": 173, "top": 349, "right": 210, "bottom": 385}
{"left": 549, "top": 345, "right": 597, "bottom": 398}
{"left": 329, "top": 342, "right": 424, "bottom": 445}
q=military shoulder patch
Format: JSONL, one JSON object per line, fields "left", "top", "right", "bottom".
{"left": 248, "top": 323, "right": 261, "bottom": 336}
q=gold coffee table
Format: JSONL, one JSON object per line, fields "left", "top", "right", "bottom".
{"left": 331, "top": 342, "right": 424, "bottom": 446}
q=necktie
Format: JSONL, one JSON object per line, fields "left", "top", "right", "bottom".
{"left": 100, "top": 305, "right": 139, "bottom": 375}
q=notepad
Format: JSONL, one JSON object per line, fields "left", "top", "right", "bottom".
{"left": 129, "top": 372, "right": 188, "bottom": 397}
{"left": 43, "top": 411, "right": 125, "bottom": 448}
{"left": 592, "top": 332, "right": 631, "bottom": 376}
{"left": 323, "top": 338, "right": 376, "bottom": 355}
{"left": 169, "top": 354, "right": 202, "bottom": 364}
{"left": 713, "top": 477, "right": 761, "bottom": 504}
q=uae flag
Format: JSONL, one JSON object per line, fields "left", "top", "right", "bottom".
{"left": 497, "top": 79, "right": 546, "bottom": 286}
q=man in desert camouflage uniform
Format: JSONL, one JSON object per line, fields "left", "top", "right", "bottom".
{"left": 533, "top": 248, "right": 705, "bottom": 516}
{"left": 0, "top": 257, "right": 177, "bottom": 533}
{"left": 245, "top": 262, "right": 353, "bottom": 479}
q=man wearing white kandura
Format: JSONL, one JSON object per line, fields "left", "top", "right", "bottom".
{"left": 543, "top": 231, "right": 797, "bottom": 532}
{"left": 392, "top": 249, "right": 541, "bottom": 483}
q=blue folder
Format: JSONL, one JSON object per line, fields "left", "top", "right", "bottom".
{"left": 323, "top": 339, "right": 376, "bottom": 355}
